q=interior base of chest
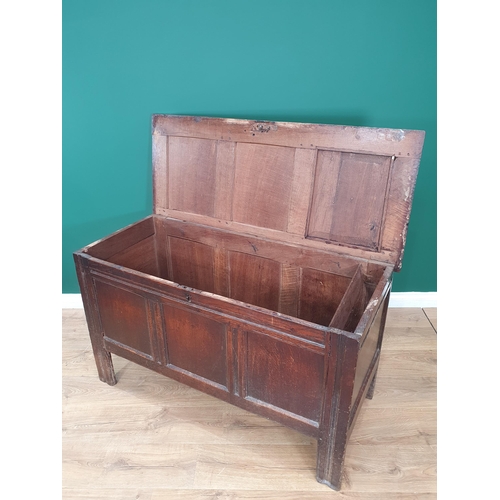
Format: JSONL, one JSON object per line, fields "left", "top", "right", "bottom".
{"left": 87, "top": 215, "right": 387, "bottom": 332}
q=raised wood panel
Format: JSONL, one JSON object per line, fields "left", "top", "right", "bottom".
{"left": 308, "top": 152, "right": 391, "bottom": 250}
{"left": 168, "top": 236, "right": 215, "bottom": 293}
{"left": 106, "top": 235, "right": 159, "bottom": 277}
{"left": 162, "top": 302, "right": 228, "bottom": 388}
{"left": 299, "top": 268, "right": 351, "bottom": 326}
{"left": 229, "top": 251, "right": 281, "bottom": 312}
{"left": 232, "top": 143, "right": 295, "bottom": 231}
{"left": 329, "top": 265, "right": 367, "bottom": 332}
{"left": 168, "top": 136, "right": 217, "bottom": 217}
{"left": 245, "top": 330, "right": 324, "bottom": 423}
{"left": 84, "top": 217, "right": 155, "bottom": 261}
{"left": 93, "top": 280, "right": 153, "bottom": 358}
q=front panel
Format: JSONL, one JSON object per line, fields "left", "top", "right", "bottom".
{"left": 93, "top": 279, "right": 155, "bottom": 359}
{"left": 244, "top": 329, "right": 325, "bottom": 425}
{"left": 161, "top": 302, "right": 228, "bottom": 390}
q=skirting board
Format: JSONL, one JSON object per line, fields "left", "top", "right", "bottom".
{"left": 62, "top": 292, "right": 437, "bottom": 310}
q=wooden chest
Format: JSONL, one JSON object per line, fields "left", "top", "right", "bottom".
{"left": 74, "top": 115, "right": 425, "bottom": 490}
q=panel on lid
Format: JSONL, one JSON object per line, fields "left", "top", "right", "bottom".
{"left": 168, "top": 136, "right": 217, "bottom": 217}
{"left": 232, "top": 143, "right": 295, "bottom": 231}
{"left": 307, "top": 151, "right": 392, "bottom": 250}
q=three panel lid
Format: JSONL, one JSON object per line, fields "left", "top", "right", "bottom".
{"left": 152, "top": 114, "right": 425, "bottom": 271}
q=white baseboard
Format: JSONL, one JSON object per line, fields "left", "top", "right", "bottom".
{"left": 389, "top": 292, "right": 437, "bottom": 308}
{"left": 62, "top": 294, "right": 84, "bottom": 309}
{"left": 62, "top": 292, "right": 437, "bottom": 309}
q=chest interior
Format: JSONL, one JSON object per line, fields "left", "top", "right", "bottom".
{"left": 86, "top": 214, "right": 387, "bottom": 332}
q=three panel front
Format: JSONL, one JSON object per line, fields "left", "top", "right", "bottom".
{"left": 91, "top": 274, "right": 326, "bottom": 433}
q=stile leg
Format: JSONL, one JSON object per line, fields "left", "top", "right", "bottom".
{"left": 90, "top": 341, "right": 117, "bottom": 386}
{"left": 74, "top": 253, "right": 117, "bottom": 386}
{"left": 316, "top": 418, "right": 350, "bottom": 490}
{"left": 316, "top": 333, "right": 358, "bottom": 490}
{"left": 83, "top": 297, "right": 117, "bottom": 386}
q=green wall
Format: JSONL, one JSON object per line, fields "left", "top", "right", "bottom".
{"left": 63, "top": 0, "right": 436, "bottom": 293}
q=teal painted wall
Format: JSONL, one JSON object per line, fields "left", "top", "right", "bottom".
{"left": 63, "top": 0, "right": 436, "bottom": 293}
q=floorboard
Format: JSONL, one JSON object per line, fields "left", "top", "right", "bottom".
{"left": 62, "top": 308, "right": 436, "bottom": 499}
{"left": 423, "top": 308, "right": 437, "bottom": 332}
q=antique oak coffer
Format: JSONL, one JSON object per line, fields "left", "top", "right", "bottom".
{"left": 74, "top": 115, "right": 425, "bottom": 490}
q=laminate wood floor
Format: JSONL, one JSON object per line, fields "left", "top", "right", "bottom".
{"left": 62, "top": 308, "right": 437, "bottom": 499}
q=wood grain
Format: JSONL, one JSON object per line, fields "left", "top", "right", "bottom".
{"left": 299, "top": 267, "right": 351, "bottom": 326}
{"left": 308, "top": 152, "right": 391, "bottom": 250}
{"left": 63, "top": 307, "right": 436, "bottom": 498}
{"left": 63, "top": 490, "right": 436, "bottom": 500}
{"left": 423, "top": 307, "right": 437, "bottom": 332}
{"left": 329, "top": 265, "right": 366, "bottom": 331}
{"left": 232, "top": 142, "right": 295, "bottom": 231}
{"left": 228, "top": 251, "right": 281, "bottom": 311}
{"left": 168, "top": 236, "right": 215, "bottom": 293}
{"left": 84, "top": 216, "right": 155, "bottom": 261}
{"left": 152, "top": 115, "right": 425, "bottom": 158}
{"left": 278, "top": 264, "right": 300, "bottom": 317}
{"left": 379, "top": 157, "right": 420, "bottom": 270}
{"left": 287, "top": 148, "right": 317, "bottom": 235}
{"left": 213, "top": 140, "right": 236, "bottom": 220}
{"left": 106, "top": 235, "right": 159, "bottom": 277}
{"left": 168, "top": 136, "right": 217, "bottom": 217}
{"left": 245, "top": 329, "right": 324, "bottom": 423}
{"left": 162, "top": 302, "right": 228, "bottom": 387}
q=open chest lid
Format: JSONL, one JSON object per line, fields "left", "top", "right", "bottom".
{"left": 152, "top": 114, "right": 425, "bottom": 271}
